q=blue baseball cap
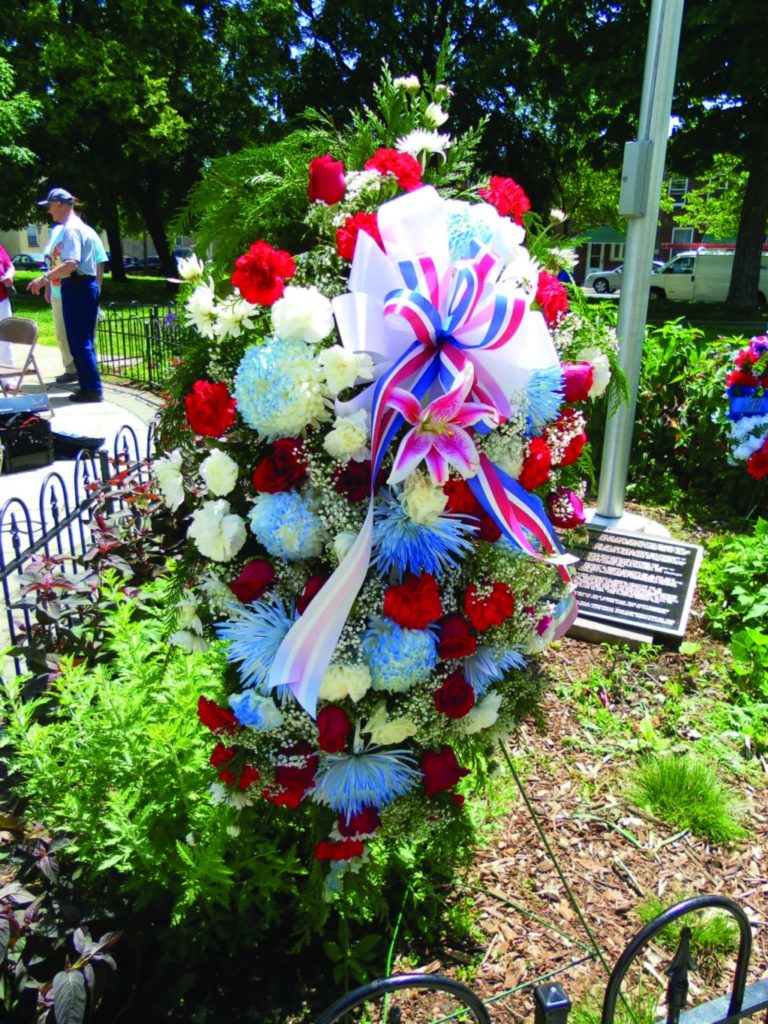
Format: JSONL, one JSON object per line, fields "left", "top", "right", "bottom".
{"left": 37, "top": 187, "right": 74, "bottom": 206}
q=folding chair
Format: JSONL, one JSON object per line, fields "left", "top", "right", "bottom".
{"left": 0, "top": 317, "right": 46, "bottom": 396}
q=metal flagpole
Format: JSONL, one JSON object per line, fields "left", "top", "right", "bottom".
{"left": 594, "top": 0, "right": 685, "bottom": 522}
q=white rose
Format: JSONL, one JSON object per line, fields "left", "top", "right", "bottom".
{"left": 364, "top": 702, "right": 418, "bottom": 744}
{"left": 577, "top": 346, "right": 612, "bottom": 398}
{"left": 177, "top": 254, "right": 206, "bottom": 280}
{"left": 271, "top": 285, "right": 334, "bottom": 344}
{"left": 333, "top": 531, "right": 357, "bottom": 564}
{"left": 318, "top": 347, "right": 374, "bottom": 395}
{"left": 323, "top": 409, "right": 370, "bottom": 463}
{"left": 463, "top": 692, "right": 502, "bottom": 734}
{"left": 188, "top": 499, "right": 247, "bottom": 562}
{"left": 319, "top": 664, "right": 372, "bottom": 703}
{"left": 154, "top": 449, "right": 185, "bottom": 511}
{"left": 424, "top": 102, "right": 449, "bottom": 127}
{"left": 200, "top": 448, "right": 239, "bottom": 496}
{"left": 402, "top": 469, "right": 448, "bottom": 524}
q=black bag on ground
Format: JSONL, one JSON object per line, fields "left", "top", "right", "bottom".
{"left": 52, "top": 431, "right": 106, "bottom": 460}
{"left": 0, "top": 412, "right": 54, "bottom": 474}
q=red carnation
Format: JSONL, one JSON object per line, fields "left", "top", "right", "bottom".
{"left": 308, "top": 154, "right": 346, "bottom": 204}
{"left": 437, "top": 613, "right": 477, "bottom": 660}
{"left": 726, "top": 369, "right": 759, "bottom": 389}
{"left": 747, "top": 440, "right": 768, "bottom": 480}
{"left": 333, "top": 459, "right": 384, "bottom": 502}
{"left": 364, "top": 148, "right": 424, "bottom": 192}
{"left": 185, "top": 380, "right": 237, "bottom": 437}
{"left": 443, "top": 477, "right": 501, "bottom": 542}
{"left": 434, "top": 670, "right": 475, "bottom": 719}
{"left": 546, "top": 488, "right": 586, "bottom": 529}
{"left": 536, "top": 270, "right": 569, "bottom": 328}
{"left": 421, "top": 745, "right": 471, "bottom": 797}
{"left": 336, "top": 211, "right": 383, "bottom": 261}
{"left": 383, "top": 573, "right": 443, "bottom": 629}
{"left": 231, "top": 240, "right": 296, "bottom": 306}
{"left": 229, "top": 560, "right": 276, "bottom": 603}
{"left": 478, "top": 176, "right": 531, "bottom": 225}
{"left": 316, "top": 706, "right": 352, "bottom": 754}
{"left": 297, "top": 574, "right": 329, "bottom": 615}
{"left": 561, "top": 362, "right": 594, "bottom": 403}
{"left": 198, "top": 695, "right": 238, "bottom": 735}
{"left": 338, "top": 805, "right": 381, "bottom": 838}
{"left": 463, "top": 582, "right": 515, "bottom": 631}
{"left": 551, "top": 409, "right": 588, "bottom": 467}
{"left": 518, "top": 436, "right": 552, "bottom": 491}
{"left": 252, "top": 438, "right": 308, "bottom": 493}
{"left": 314, "top": 839, "right": 366, "bottom": 861}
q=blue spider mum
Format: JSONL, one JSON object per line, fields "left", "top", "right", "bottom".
{"left": 362, "top": 615, "right": 438, "bottom": 692}
{"left": 313, "top": 746, "right": 421, "bottom": 820}
{"left": 249, "top": 490, "right": 327, "bottom": 562}
{"left": 526, "top": 366, "right": 564, "bottom": 436}
{"left": 216, "top": 598, "right": 296, "bottom": 697}
{"left": 372, "top": 488, "right": 476, "bottom": 578}
{"left": 464, "top": 645, "right": 527, "bottom": 695}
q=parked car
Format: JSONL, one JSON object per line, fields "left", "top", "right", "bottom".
{"left": 649, "top": 250, "right": 768, "bottom": 303}
{"left": 584, "top": 260, "right": 665, "bottom": 294}
{"left": 11, "top": 252, "right": 45, "bottom": 271}
{"left": 130, "top": 255, "right": 163, "bottom": 274}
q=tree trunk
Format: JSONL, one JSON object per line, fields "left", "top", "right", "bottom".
{"left": 725, "top": 123, "right": 768, "bottom": 313}
{"left": 102, "top": 197, "right": 126, "bottom": 283}
{"left": 133, "top": 187, "right": 175, "bottom": 277}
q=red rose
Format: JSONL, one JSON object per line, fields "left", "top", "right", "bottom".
{"left": 364, "top": 148, "right": 423, "bottom": 192}
{"left": 338, "top": 805, "right": 381, "bottom": 837}
{"left": 552, "top": 409, "right": 588, "bottom": 467}
{"left": 546, "top": 488, "right": 586, "bottom": 529}
{"left": 252, "top": 438, "right": 308, "bottom": 493}
{"left": 478, "top": 176, "right": 531, "bottom": 224}
{"left": 185, "top": 380, "right": 237, "bottom": 437}
{"left": 229, "top": 560, "right": 276, "bottom": 602}
{"left": 747, "top": 440, "right": 768, "bottom": 479}
{"left": 518, "top": 437, "right": 552, "bottom": 491}
{"left": 443, "top": 477, "right": 501, "bottom": 542}
{"left": 421, "top": 745, "right": 470, "bottom": 797}
{"left": 333, "top": 459, "right": 383, "bottom": 502}
{"left": 297, "top": 574, "right": 329, "bottom": 614}
{"left": 314, "top": 839, "right": 366, "bottom": 861}
{"left": 535, "top": 270, "right": 569, "bottom": 327}
{"left": 383, "top": 573, "right": 443, "bottom": 629}
{"left": 336, "top": 211, "right": 383, "bottom": 261}
{"left": 267, "top": 742, "right": 318, "bottom": 807}
{"left": 434, "top": 670, "right": 475, "bottom": 719}
{"left": 437, "top": 613, "right": 477, "bottom": 660}
{"left": 308, "top": 154, "right": 346, "bottom": 204}
{"left": 463, "top": 582, "right": 515, "bottom": 631}
{"left": 316, "top": 706, "right": 352, "bottom": 753}
{"left": 561, "top": 362, "right": 594, "bottom": 403}
{"left": 237, "top": 765, "right": 260, "bottom": 790}
{"left": 198, "top": 696, "right": 238, "bottom": 735}
{"left": 209, "top": 743, "right": 260, "bottom": 789}
{"left": 231, "top": 240, "right": 296, "bottom": 306}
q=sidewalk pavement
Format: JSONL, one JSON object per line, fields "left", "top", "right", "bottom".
{"left": 1, "top": 344, "right": 163, "bottom": 520}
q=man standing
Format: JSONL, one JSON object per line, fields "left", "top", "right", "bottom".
{"left": 28, "top": 188, "right": 103, "bottom": 403}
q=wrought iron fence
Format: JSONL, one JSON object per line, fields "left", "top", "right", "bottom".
{"left": 97, "top": 302, "right": 192, "bottom": 389}
{"left": 0, "top": 423, "right": 155, "bottom": 675}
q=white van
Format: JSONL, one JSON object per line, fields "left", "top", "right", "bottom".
{"left": 649, "top": 250, "right": 768, "bottom": 303}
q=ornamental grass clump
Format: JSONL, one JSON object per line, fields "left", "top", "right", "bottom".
{"left": 628, "top": 753, "right": 748, "bottom": 846}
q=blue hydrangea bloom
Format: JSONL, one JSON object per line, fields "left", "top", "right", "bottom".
{"left": 372, "top": 488, "right": 475, "bottom": 578}
{"left": 526, "top": 365, "right": 564, "bottom": 436}
{"left": 249, "top": 491, "right": 327, "bottom": 562}
{"left": 313, "top": 747, "right": 421, "bottom": 819}
{"left": 445, "top": 199, "right": 495, "bottom": 261}
{"left": 361, "top": 615, "right": 438, "bottom": 692}
{"left": 216, "top": 598, "right": 295, "bottom": 697}
{"left": 464, "top": 645, "right": 527, "bottom": 695}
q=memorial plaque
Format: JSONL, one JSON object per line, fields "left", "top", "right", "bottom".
{"left": 569, "top": 526, "right": 703, "bottom": 638}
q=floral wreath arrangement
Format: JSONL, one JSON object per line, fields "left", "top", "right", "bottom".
{"left": 725, "top": 335, "right": 768, "bottom": 480}
{"left": 151, "top": 70, "right": 620, "bottom": 883}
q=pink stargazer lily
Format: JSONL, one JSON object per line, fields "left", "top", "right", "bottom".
{"left": 387, "top": 366, "right": 500, "bottom": 485}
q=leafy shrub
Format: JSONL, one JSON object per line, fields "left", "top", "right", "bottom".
{"left": 627, "top": 753, "right": 747, "bottom": 845}
{"left": 699, "top": 518, "right": 768, "bottom": 639}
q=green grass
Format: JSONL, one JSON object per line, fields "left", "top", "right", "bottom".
{"left": 571, "top": 983, "right": 660, "bottom": 1024}
{"left": 9, "top": 271, "right": 179, "bottom": 347}
{"left": 637, "top": 894, "right": 738, "bottom": 980}
{"left": 627, "top": 753, "right": 748, "bottom": 845}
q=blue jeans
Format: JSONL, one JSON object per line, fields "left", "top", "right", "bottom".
{"left": 61, "top": 276, "right": 102, "bottom": 394}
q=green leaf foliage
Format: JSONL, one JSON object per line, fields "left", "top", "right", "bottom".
{"left": 699, "top": 518, "right": 768, "bottom": 640}
{"left": 51, "top": 970, "right": 87, "bottom": 1024}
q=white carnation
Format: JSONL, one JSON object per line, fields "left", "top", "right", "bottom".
{"left": 364, "top": 702, "right": 418, "bottom": 744}
{"left": 577, "top": 346, "right": 612, "bottom": 398}
{"left": 188, "top": 499, "right": 247, "bottom": 562}
{"left": 319, "top": 664, "right": 372, "bottom": 703}
{"left": 271, "top": 285, "right": 334, "bottom": 344}
{"left": 401, "top": 469, "right": 448, "bottom": 524}
{"left": 318, "top": 347, "right": 375, "bottom": 395}
{"left": 323, "top": 409, "right": 370, "bottom": 463}
{"left": 153, "top": 448, "right": 185, "bottom": 511}
{"left": 463, "top": 692, "right": 502, "bottom": 734}
{"left": 332, "top": 531, "right": 357, "bottom": 563}
{"left": 200, "top": 448, "right": 239, "bottom": 496}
